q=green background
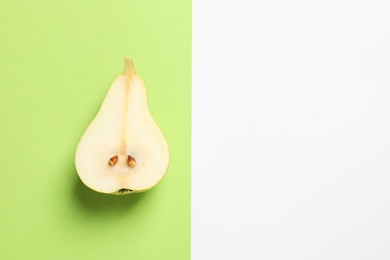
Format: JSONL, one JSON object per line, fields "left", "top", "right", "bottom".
{"left": 0, "top": 0, "right": 191, "bottom": 259}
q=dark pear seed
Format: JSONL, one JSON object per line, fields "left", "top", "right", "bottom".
{"left": 127, "top": 155, "right": 136, "bottom": 168}
{"left": 108, "top": 156, "right": 118, "bottom": 166}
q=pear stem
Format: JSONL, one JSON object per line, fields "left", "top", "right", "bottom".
{"left": 123, "top": 58, "right": 135, "bottom": 87}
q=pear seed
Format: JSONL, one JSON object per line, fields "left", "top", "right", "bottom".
{"left": 127, "top": 155, "right": 136, "bottom": 168}
{"left": 108, "top": 156, "right": 118, "bottom": 166}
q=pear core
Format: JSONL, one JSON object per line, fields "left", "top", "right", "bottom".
{"left": 75, "top": 59, "right": 170, "bottom": 194}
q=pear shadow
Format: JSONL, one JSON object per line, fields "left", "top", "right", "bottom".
{"left": 73, "top": 173, "right": 148, "bottom": 213}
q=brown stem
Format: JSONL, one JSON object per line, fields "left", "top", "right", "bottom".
{"left": 123, "top": 58, "right": 135, "bottom": 87}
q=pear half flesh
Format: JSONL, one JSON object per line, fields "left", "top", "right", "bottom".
{"left": 75, "top": 59, "right": 169, "bottom": 194}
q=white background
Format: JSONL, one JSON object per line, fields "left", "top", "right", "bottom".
{"left": 192, "top": 1, "right": 390, "bottom": 259}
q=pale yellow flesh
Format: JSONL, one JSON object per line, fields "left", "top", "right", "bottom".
{"left": 75, "top": 59, "right": 169, "bottom": 194}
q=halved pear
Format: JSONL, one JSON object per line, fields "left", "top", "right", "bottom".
{"left": 75, "top": 59, "right": 169, "bottom": 194}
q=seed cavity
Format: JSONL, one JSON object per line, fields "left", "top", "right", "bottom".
{"left": 108, "top": 156, "right": 118, "bottom": 166}
{"left": 127, "top": 155, "right": 136, "bottom": 168}
{"left": 108, "top": 155, "right": 136, "bottom": 168}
